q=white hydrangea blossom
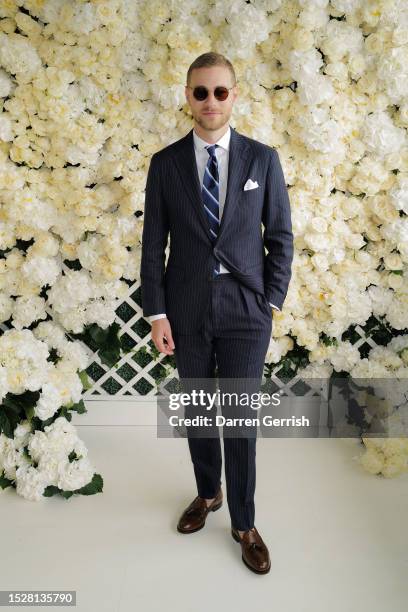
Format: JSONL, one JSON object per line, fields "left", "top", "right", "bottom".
{"left": 361, "top": 111, "right": 406, "bottom": 158}
{"left": 0, "top": 329, "right": 52, "bottom": 394}
{"left": 11, "top": 295, "right": 48, "bottom": 330}
{"left": 0, "top": 32, "right": 41, "bottom": 78}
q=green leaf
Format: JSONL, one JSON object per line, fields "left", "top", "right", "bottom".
{"left": 98, "top": 348, "right": 119, "bottom": 367}
{"left": 69, "top": 399, "right": 87, "bottom": 414}
{"left": 32, "top": 414, "right": 55, "bottom": 430}
{"left": 76, "top": 473, "right": 104, "bottom": 495}
{"left": 83, "top": 322, "right": 123, "bottom": 367}
{"left": 150, "top": 345, "right": 160, "bottom": 360}
{"left": 43, "top": 485, "right": 74, "bottom": 498}
{"left": 43, "top": 485, "right": 61, "bottom": 497}
{"left": 320, "top": 333, "right": 338, "bottom": 347}
{"left": 78, "top": 370, "right": 92, "bottom": 390}
{"left": 2, "top": 397, "right": 21, "bottom": 413}
{"left": 68, "top": 451, "right": 77, "bottom": 462}
{"left": 61, "top": 490, "right": 74, "bottom": 499}
{"left": 0, "top": 472, "right": 13, "bottom": 489}
{"left": 0, "top": 409, "right": 19, "bottom": 439}
{"left": 3, "top": 390, "right": 40, "bottom": 413}
{"left": 25, "top": 404, "right": 35, "bottom": 421}
{"left": 87, "top": 323, "right": 109, "bottom": 344}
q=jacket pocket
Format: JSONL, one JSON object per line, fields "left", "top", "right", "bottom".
{"left": 255, "top": 292, "right": 271, "bottom": 316}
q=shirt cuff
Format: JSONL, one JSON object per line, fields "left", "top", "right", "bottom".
{"left": 268, "top": 303, "right": 280, "bottom": 311}
{"left": 149, "top": 313, "right": 167, "bottom": 322}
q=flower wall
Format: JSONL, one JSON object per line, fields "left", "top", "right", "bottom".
{"left": 1, "top": 0, "right": 408, "bottom": 497}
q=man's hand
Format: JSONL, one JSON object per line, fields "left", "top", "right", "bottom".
{"left": 151, "top": 318, "right": 175, "bottom": 355}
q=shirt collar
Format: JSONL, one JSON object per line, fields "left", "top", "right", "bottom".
{"left": 193, "top": 125, "right": 231, "bottom": 153}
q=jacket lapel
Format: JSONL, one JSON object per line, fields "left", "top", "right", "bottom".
{"left": 218, "top": 126, "right": 250, "bottom": 244}
{"left": 173, "top": 125, "right": 251, "bottom": 244}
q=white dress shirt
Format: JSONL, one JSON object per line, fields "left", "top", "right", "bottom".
{"left": 149, "top": 125, "right": 279, "bottom": 321}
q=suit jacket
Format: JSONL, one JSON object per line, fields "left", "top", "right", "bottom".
{"left": 140, "top": 125, "right": 294, "bottom": 334}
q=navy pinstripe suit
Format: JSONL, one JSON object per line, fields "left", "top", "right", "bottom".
{"left": 140, "top": 125, "right": 293, "bottom": 530}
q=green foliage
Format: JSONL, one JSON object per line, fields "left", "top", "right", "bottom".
{"left": 150, "top": 344, "right": 161, "bottom": 360}
{"left": 78, "top": 370, "right": 93, "bottom": 390}
{"left": 320, "top": 333, "right": 338, "bottom": 347}
{"left": 0, "top": 472, "right": 13, "bottom": 489}
{"left": 71, "top": 322, "right": 125, "bottom": 368}
{"left": 65, "top": 399, "right": 87, "bottom": 415}
{"left": 0, "top": 391, "right": 40, "bottom": 438}
{"left": 264, "top": 338, "right": 310, "bottom": 380}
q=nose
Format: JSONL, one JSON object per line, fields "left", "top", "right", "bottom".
{"left": 206, "top": 91, "right": 217, "bottom": 101}
{"left": 203, "top": 93, "right": 220, "bottom": 111}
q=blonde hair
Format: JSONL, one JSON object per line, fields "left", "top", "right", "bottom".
{"left": 186, "top": 52, "right": 236, "bottom": 87}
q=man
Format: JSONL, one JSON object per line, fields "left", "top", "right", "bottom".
{"left": 140, "top": 52, "right": 293, "bottom": 574}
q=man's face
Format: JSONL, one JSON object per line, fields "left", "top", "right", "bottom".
{"left": 185, "top": 66, "right": 238, "bottom": 132}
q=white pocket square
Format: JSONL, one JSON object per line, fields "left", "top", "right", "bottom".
{"left": 243, "top": 179, "right": 259, "bottom": 191}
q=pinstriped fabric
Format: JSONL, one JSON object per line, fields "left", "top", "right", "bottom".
{"left": 172, "top": 275, "right": 271, "bottom": 531}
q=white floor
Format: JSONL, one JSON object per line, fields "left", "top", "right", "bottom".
{"left": 1, "top": 400, "right": 407, "bottom": 612}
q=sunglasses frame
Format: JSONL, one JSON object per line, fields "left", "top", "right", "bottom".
{"left": 186, "top": 84, "right": 237, "bottom": 101}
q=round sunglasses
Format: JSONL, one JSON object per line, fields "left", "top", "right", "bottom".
{"left": 186, "top": 85, "right": 236, "bottom": 101}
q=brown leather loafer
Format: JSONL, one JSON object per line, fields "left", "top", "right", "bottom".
{"left": 177, "top": 488, "right": 223, "bottom": 533}
{"left": 231, "top": 526, "right": 271, "bottom": 574}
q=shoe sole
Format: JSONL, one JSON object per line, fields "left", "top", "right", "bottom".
{"left": 231, "top": 528, "right": 271, "bottom": 574}
{"left": 177, "top": 500, "right": 223, "bottom": 534}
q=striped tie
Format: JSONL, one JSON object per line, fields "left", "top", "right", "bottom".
{"left": 202, "top": 144, "right": 220, "bottom": 276}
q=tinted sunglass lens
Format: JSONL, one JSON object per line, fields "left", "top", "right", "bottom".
{"left": 193, "top": 86, "right": 208, "bottom": 101}
{"left": 214, "top": 87, "right": 229, "bottom": 101}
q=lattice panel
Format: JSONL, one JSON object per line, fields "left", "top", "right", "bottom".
{"left": 80, "top": 282, "right": 169, "bottom": 397}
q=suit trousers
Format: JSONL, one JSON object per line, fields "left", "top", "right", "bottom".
{"left": 172, "top": 273, "right": 272, "bottom": 531}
